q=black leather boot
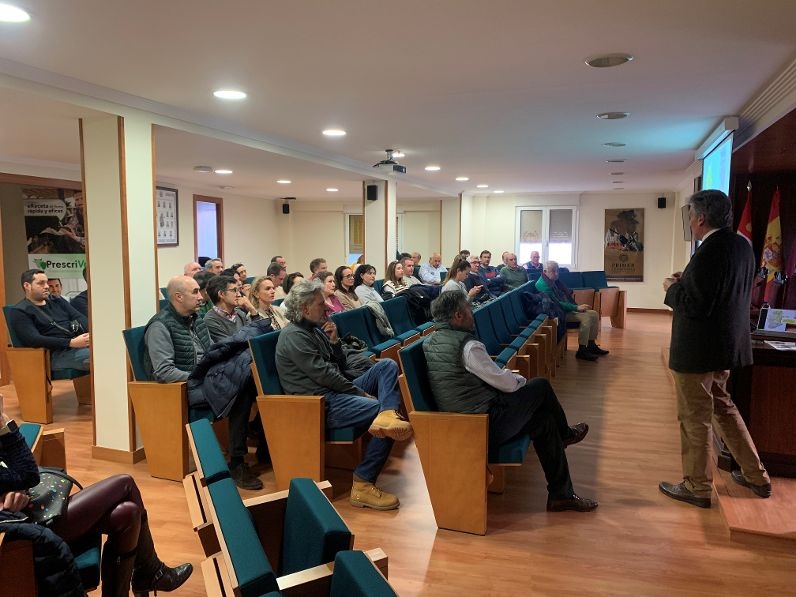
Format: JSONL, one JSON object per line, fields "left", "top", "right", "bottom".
{"left": 131, "top": 510, "right": 193, "bottom": 596}
{"left": 101, "top": 547, "right": 136, "bottom": 597}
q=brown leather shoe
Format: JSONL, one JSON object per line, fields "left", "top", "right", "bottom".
{"left": 658, "top": 481, "right": 711, "bottom": 508}
{"left": 730, "top": 470, "right": 772, "bottom": 498}
{"left": 546, "top": 494, "right": 598, "bottom": 512}
{"left": 564, "top": 423, "right": 589, "bottom": 447}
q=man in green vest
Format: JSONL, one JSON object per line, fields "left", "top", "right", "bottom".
{"left": 423, "top": 291, "right": 597, "bottom": 512}
{"left": 144, "top": 275, "right": 263, "bottom": 490}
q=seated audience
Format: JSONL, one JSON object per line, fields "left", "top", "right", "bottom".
{"left": 536, "top": 260, "right": 608, "bottom": 362}
{"left": 411, "top": 252, "right": 422, "bottom": 275}
{"left": 309, "top": 257, "right": 327, "bottom": 280}
{"left": 382, "top": 261, "right": 411, "bottom": 297}
{"left": 47, "top": 277, "right": 63, "bottom": 297}
{"left": 204, "top": 258, "right": 224, "bottom": 274}
{"left": 317, "top": 270, "right": 345, "bottom": 315}
{"left": 499, "top": 253, "right": 529, "bottom": 289}
{"left": 464, "top": 255, "right": 496, "bottom": 302}
{"left": 275, "top": 280, "right": 412, "bottom": 510}
{"left": 230, "top": 262, "right": 250, "bottom": 292}
{"left": 524, "top": 250, "right": 543, "bottom": 273}
{"left": 0, "top": 403, "right": 193, "bottom": 595}
{"left": 496, "top": 251, "right": 510, "bottom": 272}
{"left": 459, "top": 249, "right": 471, "bottom": 260}
{"left": 334, "top": 265, "right": 361, "bottom": 311}
{"left": 144, "top": 275, "right": 263, "bottom": 490}
{"left": 203, "top": 275, "right": 260, "bottom": 343}
{"left": 282, "top": 271, "right": 305, "bottom": 296}
{"left": 183, "top": 261, "right": 202, "bottom": 276}
{"left": 478, "top": 250, "right": 504, "bottom": 294}
{"left": 249, "top": 276, "right": 290, "bottom": 329}
{"left": 441, "top": 256, "right": 481, "bottom": 301}
{"left": 192, "top": 270, "right": 215, "bottom": 317}
{"left": 70, "top": 268, "right": 89, "bottom": 317}
{"left": 419, "top": 252, "right": 447, "bottom": 285}
{"left": 353, "top": 264, "right": 383, "bottom": 306}
{"left": 267, "top": 263, "right": 288, "bottom": 299}
{"left": 7, "top": 269, "right": 90, "bottom": 372}
{"left": 424, "top": 291, "right": 598, "bottom": 512}
{"left": 399, "top": 256, "right": 422, "bottom": 286}
{"left": 270, "top": 255, "right": 287, "bottom": 268}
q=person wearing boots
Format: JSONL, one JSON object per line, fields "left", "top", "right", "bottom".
{"left": 535, "top": 260, "right": 609, "bottom": 361}
{"left": 0, "top": 402, "right": 192, "bottom": 596}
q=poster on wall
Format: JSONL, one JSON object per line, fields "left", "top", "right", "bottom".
{"left": 24, "top": 186, "right": 86, "bottom": 279}
{"left": 156, "top": 187, "right": 179, "bottom": 246}
{"left": 604, "top": 208, "right": 644, "bottom": 282}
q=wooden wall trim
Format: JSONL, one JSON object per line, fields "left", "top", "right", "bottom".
{"left": 0, "top": 173, "right": 81, "bottom": 189}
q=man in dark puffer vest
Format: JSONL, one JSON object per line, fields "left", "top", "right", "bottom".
{"left": 144, "top": 275, "right": 262, "bottom": 490}
{"left": 423, "top": 291, "right": 598, "bottom": 512}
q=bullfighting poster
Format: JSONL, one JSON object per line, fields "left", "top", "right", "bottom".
{"left": 604, "top": 208, "right": 644, "bottom": 282}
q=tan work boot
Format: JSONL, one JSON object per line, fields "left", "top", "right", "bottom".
{"left": 368, "top": 409, "right": 413, "bottom": 441}
{"left": 350, "top": 476, "right": 400, "bottom": 510}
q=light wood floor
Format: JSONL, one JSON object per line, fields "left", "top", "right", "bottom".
{"left": 3, "top": 312, "right": 796, "bottom": 596}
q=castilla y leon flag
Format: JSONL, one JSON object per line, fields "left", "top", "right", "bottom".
{"left": 736, "top": 190, "right": 753, "bottom": 246}
{"left": 760, "top": 189, "right": 782, "bottom": 303}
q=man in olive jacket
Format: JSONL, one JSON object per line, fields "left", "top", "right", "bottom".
{"left": 659, "top": 190, "right": 771, "bottom": 508}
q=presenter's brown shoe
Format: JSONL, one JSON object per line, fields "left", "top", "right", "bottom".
{"left": 658, "top": 481, "right": 711, "bottom": 508}
{"left": 730, "top": 470, "right": 772, "bottom": 498}
{"left": 546, "top": 494, "right": 598, "bottom": 512}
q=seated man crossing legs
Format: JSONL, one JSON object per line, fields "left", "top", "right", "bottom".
{"left": 275, "top": 280, "right": 412, "bottom": 510}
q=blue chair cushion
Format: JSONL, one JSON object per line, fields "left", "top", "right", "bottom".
{"left": 281, "top": 478, "right": 352, "bottom": 575}
{"left": 488, "top": 433, "right": 532, "bottom": 464}
{"left": 122, "top": 326, "right": 150, "bottom": 381}
{"left": 581, "top": 270, "right": 610, "bottom": 289}
{"left": 330, "top": 551, "right": 396, "bottom": 597}
{"left": 70, "top": 534, "right": 102, "bottom": 590}
{"left": 189, "top": 419, "right": 229, "bottom": 484}
{"left": 208, "top": 478, "right": 278, "bottom": 597}
{"left": 398, "top": 339, "right": 437, "bottom": 412}
{"left": 19, "top": 422, "right": 42, "bottom": 449}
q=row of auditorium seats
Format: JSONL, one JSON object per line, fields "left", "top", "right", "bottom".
{"left": 183, "top": 418, "right": 395, "bottom": 596}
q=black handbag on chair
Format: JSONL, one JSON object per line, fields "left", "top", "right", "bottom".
{"left": 26, "top": 467, "right": 83, "bottom": 527}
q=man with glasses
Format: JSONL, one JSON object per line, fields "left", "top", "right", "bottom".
{"left": 203, "top": 275, "right": 260, "bottom": 343}
{"left": 8, "top": 269, "right": 91, "bottom": 372}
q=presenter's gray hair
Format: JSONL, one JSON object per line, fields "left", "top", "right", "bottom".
{"left": 430, "top": 290, "right": 469, "bottom": 323}
{"left": 688, "top": 189, "right": 733, "bottom": 229}
{"left": 283, "top": 280, "right": 323, "bottom": 323}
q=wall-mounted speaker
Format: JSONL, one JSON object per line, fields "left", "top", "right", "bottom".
{"left": 657, "top": 196, "right": 667, "bottom": 209}
{"left": 366, "top": 184, "right": 379, "bottom": 201}
{"left": 282, "top": 203, "right": 290, "bottom": 215}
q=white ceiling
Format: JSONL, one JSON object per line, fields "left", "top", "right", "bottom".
{"left": 1, "top": 1, "right": 796, "bottom": 201}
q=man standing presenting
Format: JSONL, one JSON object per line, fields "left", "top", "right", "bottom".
{"left": 276, "top": 280, "right": 412, "bottom": 511}
{"left": 8, "top": 269, "right": 90, "bottom": 372}
{"left": 659, "top": 190, "right": 771, "bottom": 507}
{"left": 423, "top": 291, "right": 596, "bottom": 512}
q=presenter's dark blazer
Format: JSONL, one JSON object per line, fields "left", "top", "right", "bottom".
{"left": 665, "top": 227, "right": 754, "bottom": 373}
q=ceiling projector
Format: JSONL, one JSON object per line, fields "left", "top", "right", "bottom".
{"left": 373, "top": 149, "right": 407, "bottom": 174}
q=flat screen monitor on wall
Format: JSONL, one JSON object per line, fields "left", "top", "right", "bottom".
{"left": 701, "top": 133, "right": 733, "bottom": 196}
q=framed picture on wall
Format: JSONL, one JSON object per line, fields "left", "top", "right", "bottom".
{"left": 155, "top": 186, "right": 179, "bottom": 246}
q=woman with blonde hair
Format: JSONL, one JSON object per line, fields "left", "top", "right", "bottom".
{"left": 249, "top": 276, "right": 290, "bottom": 329}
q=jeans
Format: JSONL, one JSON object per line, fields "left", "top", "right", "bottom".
{"left": 325, "top": 359, "right": 401, "bottom": 483}
{"left": 50, "top": 347, "right": 90, "bottom": 372}
{"left": 488, "top": 378, "right": 574, "bottom": 500}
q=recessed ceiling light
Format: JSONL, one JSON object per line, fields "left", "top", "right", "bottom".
{"left": 603, "top": 142, "right": 626, "bottom": 147}
{"left": 213, "top": 89, "right": 247, "bottom": 100}
{"left": 425, "top": 165, "right": 441, "bottom": 172}
{"left": 612, "top": 180, "right": 624, "bottom": 184}
{"left": 615, "top": 187, "right": 625, "bottom": 190}
{"left": 219, "top": 185, "right": 234, "bottom": 190}
{"left": 276, "top": 179, "right": 292, "bottom": 184}
{"left": 392, "top": 151, "right": 405, "bottom": 158}
{"left": 606, "top": 159, "right": 625, "bottom": 163}
{"left": 596, "top": 112, "right": 630, "bottom": 120}
{"left": 0, "top": 3, "right": 30, "bottom": 22}
{"left": 585, "top": 53, "right": 634, "bottom": 68}
{"left": 455, "top": 176, "right": 470, "bottom": 182}
{"left": 322, "top": 129, "right": 346, "bottom": 137}
{"left": 193, "top": 165, "right": 213, "bottom": 173}
{"left": 476, "top": 184, "right": 488, "bottom": 189}
{"left": 494, "top": 190, "right": 505, "bottom": 194}
{"left": 326, "top": 187, "right": 339, "bottom": 192}
{"left": 610, "top": 172, "right": 625, "bottom": 175}
{"left": 214, "top": 168, "right": 233, "bottom": 175}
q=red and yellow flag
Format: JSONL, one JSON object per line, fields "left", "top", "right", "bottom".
{"left": 736, "top": 189, "right": 753, "bottom": 246}
{"left": 760, "top": 189, "right": 782, "bottom": 303}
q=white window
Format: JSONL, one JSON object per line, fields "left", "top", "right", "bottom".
{"left": 516, "top": 206, "right": 577, "bottom": 267}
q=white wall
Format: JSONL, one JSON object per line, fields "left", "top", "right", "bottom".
{"left": 399, "top": 199, "right": 441, "bottom": 263}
